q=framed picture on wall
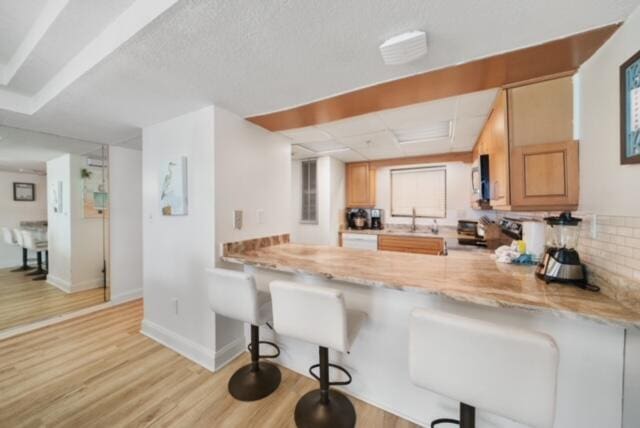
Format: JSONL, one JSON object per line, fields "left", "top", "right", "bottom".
{"left": 620, "top": 48, "right": 640, "bottom": 164}
{"left": 13, "top": 182, "right": 35, "bottom": 201}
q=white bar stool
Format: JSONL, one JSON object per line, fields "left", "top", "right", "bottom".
{"left": 206, "top": 268, "right": 281, "bottom": 401}
{"left": 269, "top": 280, "right": 365, "bottom": 428}
{"left": 2, "top": 227, "right": 32, "bottom": 272}
{"left": 21, "top": 230, "right": 48, "bottom": 281}
{"left": 409, "top": 308, "right": 559, "bottom": 428}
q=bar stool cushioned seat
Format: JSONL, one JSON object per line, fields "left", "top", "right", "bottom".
{"left": 409, "top": 308, "right": 559, "bottom": 428}
{"left": 207, "top": 268, "right": 281, "bottom": 401}
{"left": 270, "top": 280, "right": 365, "bottom": 428}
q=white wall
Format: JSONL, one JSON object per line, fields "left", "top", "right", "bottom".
{"left": 141, "top": 105, "right": 292, "bottom": 369}
{"left": 69, "top": 154, "right": 105, "bottom": 290}
{"left": 0, "top": 171, "right": 47, "bottom": 268}
{"left": 578, "top": 7, "right": 640, "bottom": 217}
{"left": 214, "top": 105, "right": 291, "bottom": 352}
{"left": 46, "top": 155, "right": 72, "bottom": 287}
{"left": 376, "top": 161, "right": 479, "bottom": 227}
{"left": 141, "top": 106, "right": 216, "bottom": 370}
{"left": 109, "top": 146, "right": 143, "bottom": 304}
{"left": 576, "top": 6, "right": 640, "bottom": 427}
{"left": 291, "top": 156, "right": 345, "bottom": 246}
{"left": 46, "top": 154, "right": 105, "bottom": 292}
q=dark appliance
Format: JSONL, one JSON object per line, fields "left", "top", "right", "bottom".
{"left": 370, "top": 209, "right": 384, "bottom": 230}
{"left": 471, "top": 154, "right": 491, "bottom": 203}
{"left": 535, "top": 212, "right": 598, "bottom": 291}
{"left": 347, "top": 208, "right": 369, "bottom": 230}
{"left": 499, "top": 217, "right": 524, "bottom": 240}
{"left": 457, "top": 220, "right": 485, "bottom": 246}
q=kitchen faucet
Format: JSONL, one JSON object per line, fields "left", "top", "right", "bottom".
{"left": 411, "top": 207, "right": 417, "bottom": 232}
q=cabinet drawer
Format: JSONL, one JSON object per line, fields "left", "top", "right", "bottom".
{"left": 378, "top": 235, "right": 444, "bottom": 255}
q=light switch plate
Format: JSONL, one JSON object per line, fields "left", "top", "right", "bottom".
{"left": 234, "top": 210, "right": 243, "bottom": 230}
{"left": 257, "top": 209, "right": 264, "bottom": 224}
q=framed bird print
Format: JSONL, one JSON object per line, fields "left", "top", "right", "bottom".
{"left": 160, "top": 156, "right": 188, "bottom": 216}
{"left": 620, "top": 49, "right": 640, "bottom": 164}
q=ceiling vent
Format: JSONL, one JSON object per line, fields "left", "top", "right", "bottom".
{"left": 392, "top": 121, "right": 452, "bottom": 145}
{"left": 379, "top": 31, "right": 427, "bottom": 65}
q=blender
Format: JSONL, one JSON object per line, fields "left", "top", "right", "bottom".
{"left": 535, "top": 212, "right": 598, "bottom": 291}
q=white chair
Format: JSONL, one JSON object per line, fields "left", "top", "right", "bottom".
{"left": 409, "top": 308, "right": 559, "bottom": 428}
{"left": 2, "top": 227, "right": 32, "bottom": 272}
{"left": 21, "top": 230, "right": 48, "bottom": 280}
{"left": 206, "top": 268, "right": 281, "bottom": 401}
{"left": 2, "top": 226, "right": 33, "bottom": 272}
{"left": 269, "top": 280, "right": 365, "bottom": 428}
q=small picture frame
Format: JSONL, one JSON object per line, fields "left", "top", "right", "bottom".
{"left": 620, "top": 48, "right": 640, "bottom": 164}
{"left": 13, "top": 182, "right": 35, "bottom": 201}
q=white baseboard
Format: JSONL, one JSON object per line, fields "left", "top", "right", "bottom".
{"left": 72, "top": 277, "right": 104, "bottom": 292}
{"left": 110, "top": 288, "right": 142, "bottom": 304}
{"left": 47, "top": 275, "right": 71, "bottom": 293}
{"left": 46, "top": 276, "right": 103, "bottom": 293}
{"left": 141, "top": 319, "right": 216, "bottom": 372}
{"left": 214, "top": 336, "right": 246, "bottom": 370}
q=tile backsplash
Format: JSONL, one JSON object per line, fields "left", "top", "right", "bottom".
{"left": 577, "top": 215, "right": 640, "bottom": 311}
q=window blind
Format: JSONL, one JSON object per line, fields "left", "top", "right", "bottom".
{"left": 390, "top": 166, "right": 446, "bottom": 218}
{"left": 300, "top": 159, "right": 318, "bottom": 223}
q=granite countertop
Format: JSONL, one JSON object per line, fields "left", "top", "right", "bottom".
{"left": 222, "top": 243, "right": 640, "bottom": 328}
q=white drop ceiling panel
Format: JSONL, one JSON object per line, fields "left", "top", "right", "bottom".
{"left": 316, "top": 113, "right": 386, "bottom": 138}
{"left": 338, "top": 130, "right": 398, "bottom": 149}
{"left": 456, "top": 89, "right": 499, "bottom": 117}
{"left": 400, "top": 139, "right": 451, "bottom": 156}
{"left": 280, "top": 126, "right": 332, "bottom": 143}
{"left": 454, "top": 116, "right": 488, "bottom": 138}
{"left": 326, "top": 150, "right": 367, "bottom": 163}
{"left": 291, "top": 144, "right": 316, "bottom": 160}
{"left": 299, "top": 140, "right": 348, "bottom": 152}
{"left": 378, "top": 97, "right": 458, "bottom": 130}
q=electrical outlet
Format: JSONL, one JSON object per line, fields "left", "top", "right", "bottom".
{"left": 257, "top": 209, "right": 264, "bottom": 224}
{"left": 172, "top": 298, "right": 179, "bottom": 315}
{"left": 233, "top": 210, "right": 243, "bottom": 230}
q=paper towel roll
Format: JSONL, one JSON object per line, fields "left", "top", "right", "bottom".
{"left": 523, "top": 221, "right": 546, "bottom": 260}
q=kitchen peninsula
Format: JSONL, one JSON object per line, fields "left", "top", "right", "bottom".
{"left": 222, "top": 236, "right": 640, "bottom": 428}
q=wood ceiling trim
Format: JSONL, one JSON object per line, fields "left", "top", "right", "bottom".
{"left": 366, "top": 151, "right": 474, "bottom": 168}
{"left": 247, "top": 23, "right": 620, "bottom": 131}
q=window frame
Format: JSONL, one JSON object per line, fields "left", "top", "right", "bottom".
{"left": 300, "top": 159, "right": 319, "bottom": 224}
{"left": 389, "top": 165, "right": 447, "bottom": 219}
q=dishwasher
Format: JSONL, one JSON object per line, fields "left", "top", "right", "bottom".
{"left": 341, "top": 233, "right": 378, "bottom": 250}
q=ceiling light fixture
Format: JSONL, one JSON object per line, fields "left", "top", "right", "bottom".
{"left": 379, "top": 31, "right": 427, "bottom": 65}
{"left": 392, "top": 121, "right": 452, "bottom": 145}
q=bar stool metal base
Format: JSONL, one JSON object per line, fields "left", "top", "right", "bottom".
{"left": 228, "top": 361, "right": 281, "bottom": 401}
{"left": 294, "top": 389, "right": 356, "bottom": 428}
{"left": 431, "top": 403, "right": 475, "bottom": 428}
{"left": 11, "top": 249, "right": 32, "bottom": 272}
{"left": 228, "top": 324, "right": 281, "bottom": 402}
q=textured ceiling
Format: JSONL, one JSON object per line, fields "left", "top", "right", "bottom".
{"left": 0, "top": 0, "right": 639, "bottom": 144}
{"left": 0, "top": 0, "right": 46, "bottom": 63}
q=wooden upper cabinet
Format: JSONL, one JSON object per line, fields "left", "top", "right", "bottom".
{"left": 487, "top": 90, "right": 510, "bottom": 208}
{"left": 509, "top": 140, "right": 579, "bottom": 210}
{"left": 346, "top": 162, "right": 376, "bottom": 207}
{"left": 472, "top": 76, "right": 578, "bottom": 211}
{"left": 507, "top": 77, "right": 573, "bottom": 147}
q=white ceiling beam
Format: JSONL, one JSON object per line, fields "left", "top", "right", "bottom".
{"left": 0, "top": 0, "right": 180, "bottom": 115}
{"left": 0, "top": 0, "right": 69, "bottom": 86}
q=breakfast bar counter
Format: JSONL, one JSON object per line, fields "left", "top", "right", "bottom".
{"left": 221, "top": 240, "right": 635, "bottom": 427}
{"left": 223, "top": 243, "right": 640, "bottom": 328}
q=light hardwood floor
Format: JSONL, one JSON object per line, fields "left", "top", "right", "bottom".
{"left": 0, "top": 299, "right": 416, "bottom": 427}
{"left": 0, "top": 267, "right": 105, "bottom": 331}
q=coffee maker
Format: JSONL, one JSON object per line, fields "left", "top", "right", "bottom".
{"left": 370, "top": 209, "right": 384, "bottom": 230}
{"left": 535, "top": 212, "right": 598, "bottom": 291}
{"left": 347, "top": 208, "right": 369, "bottom": 230}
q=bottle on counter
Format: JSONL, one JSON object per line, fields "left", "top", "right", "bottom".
{"left": 431, "top": 219, "right": 439, "bottom": 234}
